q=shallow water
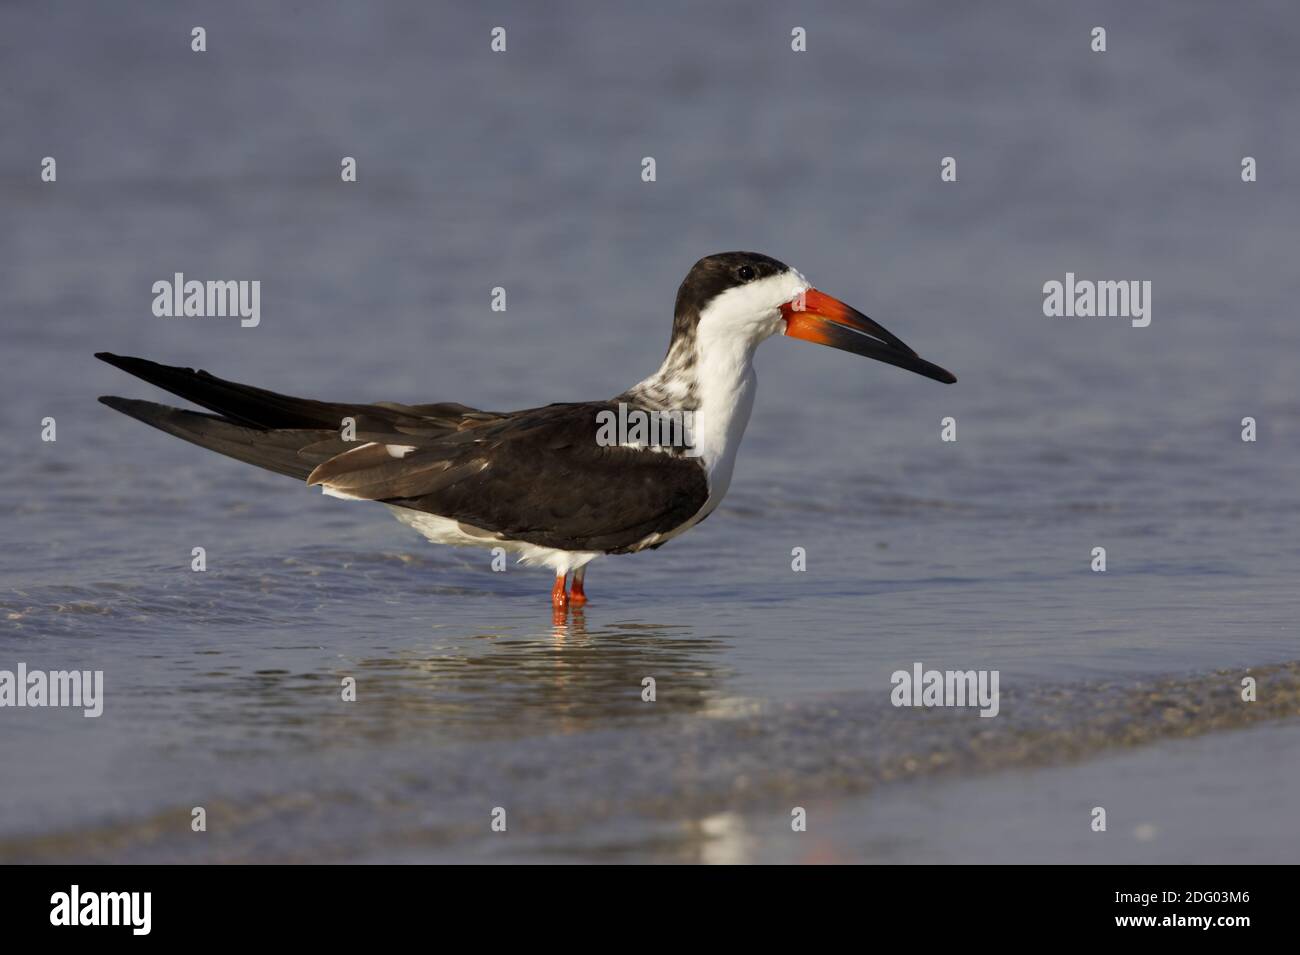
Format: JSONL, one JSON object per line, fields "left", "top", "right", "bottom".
{"left": 2, "top": 1, "right": 1298, "bottom": 862}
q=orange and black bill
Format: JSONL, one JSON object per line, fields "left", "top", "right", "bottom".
{"left": 780, "top": 289, "right": 956, "bottom": 384}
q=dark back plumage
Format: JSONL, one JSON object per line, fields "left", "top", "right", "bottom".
{"left": 95, "top": 353, "right": 709, "bottom": 554}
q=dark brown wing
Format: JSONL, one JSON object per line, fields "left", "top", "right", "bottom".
{"left": 96, "top": 352, "right": 507, "bottom": 481}
{"left": 314, "top": 402, "right": 710, "bottom": 554}
{"left": 96, "top": 354, "right": 709, "bottom": 553}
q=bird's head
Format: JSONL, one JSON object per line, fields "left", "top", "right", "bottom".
{"left": 674, "top": 251, "right": 956, "bottom": 384}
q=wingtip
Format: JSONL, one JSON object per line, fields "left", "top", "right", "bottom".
{"left": 95, "top": 351, "right": 130, "bottom": 370}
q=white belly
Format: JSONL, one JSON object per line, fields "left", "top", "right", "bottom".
{"left": 384, "top": 506, "right": 600, "bottom": 574}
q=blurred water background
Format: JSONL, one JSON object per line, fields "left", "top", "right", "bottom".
{"left": 1, "top": 0, "right": 1297, "bottom": 862}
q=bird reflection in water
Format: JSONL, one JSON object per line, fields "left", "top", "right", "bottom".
{"left": 347, "top": 612, "right": 732, "bottom": 742}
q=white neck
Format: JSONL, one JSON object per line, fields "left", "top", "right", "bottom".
{"left": 626, "top": 327, "right": 760, "bottom": 510}
{"left": 688, "top": 321, "right": 760, "bottom": 490}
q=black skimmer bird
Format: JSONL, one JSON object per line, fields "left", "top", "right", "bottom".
{"left": 97, "top": 252, "right": 955, "bottom": 610}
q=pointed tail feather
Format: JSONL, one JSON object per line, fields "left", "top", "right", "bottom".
{"left": 97, "top": 396, "right": 332, "bottom": 481}
{"left": 94, "top": 352, "right": 350, "bottom": 430}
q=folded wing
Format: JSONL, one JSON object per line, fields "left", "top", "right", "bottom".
{"left": 97, "top": 353, "right": 708, "bottom": 552}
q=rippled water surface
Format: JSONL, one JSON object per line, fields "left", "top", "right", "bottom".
{"left": 2, "top": 1, "right": 1298, "bottom": 862}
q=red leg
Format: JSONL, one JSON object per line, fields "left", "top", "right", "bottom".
{"left": 569, "top": 567, "right": 588, "bottom": 606}
{"left": 551, "top": 573, "right": 569, "bottom": 609}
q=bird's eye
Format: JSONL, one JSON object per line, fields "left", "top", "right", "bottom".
{"left": 737, "top": 265, "right": 756, "bottom": 281}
